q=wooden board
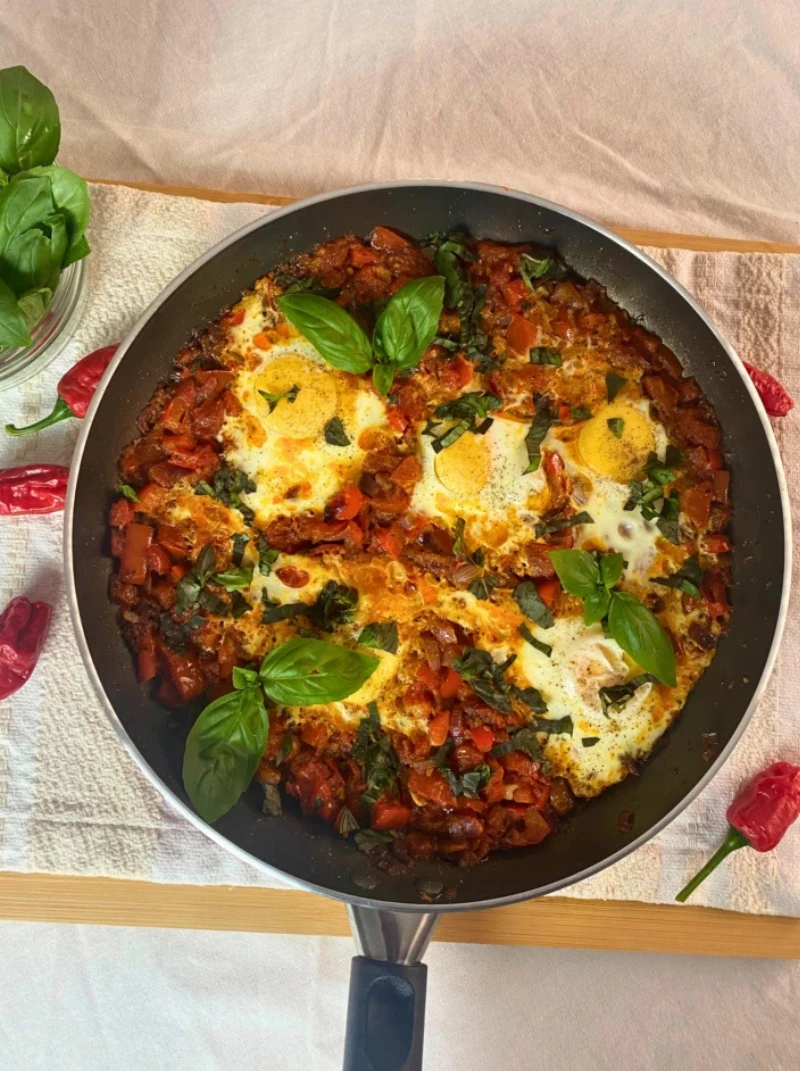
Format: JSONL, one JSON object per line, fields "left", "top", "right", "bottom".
{"left": 2, "top": 177, "right": 794, "bottom": 957}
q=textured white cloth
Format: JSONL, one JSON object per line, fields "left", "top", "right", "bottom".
{"left": 0, "top": 183, "right": 798, "bottom": 913}
{"left": 2, "top": 0, "right": 800, "bottom": 245}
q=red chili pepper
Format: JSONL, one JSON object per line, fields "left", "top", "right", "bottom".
{"left": 5, "top": 344, "right": 119, "bottom": 436}
{"left": 0, "top": 464, "right": 69, "bottom": 515}
{"left": 676, "top": 762, "right": 800, "bottom": 902}
{"left": 0, "top": 596, "right": 52, "bottom": 700}
{"left": 743, "top": 362, "right": 794, "bottom": 418}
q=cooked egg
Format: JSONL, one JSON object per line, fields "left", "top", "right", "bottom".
{"left": 578, "top": 401, "right": 656, "bottom": 481}
{"left": 255, "top": 355, "right": 337, "bottom": 438}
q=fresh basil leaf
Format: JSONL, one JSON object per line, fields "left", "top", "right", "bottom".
{"left": 519, "top": 253, "right": 553, "bottom": 288}
{"left": 653, "top": 554, "right": 703, "bottom": 599}
{"left": 118, "top": 483, "right": 139, "bottom": 502}
{"left": 259, "top": 383, "right": 299, "bottom": 412}
{"left": 607, "top": 591, "right": 676, "bottom": 686}
{"left": 512, "top": 684, "right": 548, "bottom": 714}
{"left": 277, "top": 731, "right": 294, "bottom": 765}
{"left": 324, "top": 415, "right": 350, "bottom": 446}
{"left": 16, "top": 165, "right": 90, "bottom": 264}
{"left": 607, "top": 417, "right": 624, "bottom": 439}
{"left": 274, "top": 272, "right": 340, "bottom": 299}
{"left": 277, "top": 292, "right": 374, "bottom": 374}
{"left": 452, "top": 517, "right": 466, "bottom": 557}
{"left": 582, "top": 736, "right": 600, "bottom": 747}
{"left": 433, "top": 391, "right": 501, "bottom": 424}
{"left": 531, "top": 714, "right": 573, "bottom": 735}
{"left": 534, "top": 509, "right": 594, "bottom": 539}
{"left": 0, "top": 275, "right": 31, "bottom": 349}
{"left": 2, "top": 209, "right": 66, "bottom": 293}
{"left": 529, "top": 346, "right": 562, "bottom": 366}
{"left": 571, "top": 406, "right": 592, "bottom": 421}
{"left": 371, "top": 363, "right": 394, "bottom": 396}
{"left": 182, "top": 672, "right": 268, "bottom": 823}
{"left": 599, "top": 552, "right": 625, "bottom": 590}
{"left": 518, "top": 622, "right": 552, "bottom": 657}
{"left": 352, "top": 701, "right": 400, "bottom": 808}
{"left": 159, "top": 609, "right": 204, "bottom": 653}
{"left": 212, "top": 565, "right": 254, "bottom": 592}
{"left": 514, "top": 579, "right": 555, "bottom": 629}
{"left": 524, "top": 394, "right": 552, "bottom": 474}
{"left": 657, "top": 492, "right": 681, "bottom": 544}
{"left": 259, "top": 637, "right": 379, "bottom": 704}
{"left": 194, "top": 480, "right": 214, "bottom": 497}
{"left": 310, "top": 580, "right": 358, "bottom": 631}
{"left": 583, "top": 587, "right": 612, "bottom": 627}
{"left": 0, "top": 67, "right": 60, "bottom": 174}
{"left": 453, "top": 646, "right": 513, "bottom": 714}
{"left": 198, "top": 589, "right": 229, "bottom": 616}
{"left": 256, "top": 534, "right": 278, "bottom": 575}
{"left": 175, "top": 544, "right": 217, "bottom": 612}
{"left": 355, "top": 829, "right": 395, "bottom": 853}
{"left": 547, "top": 549, "right": 601, "bottom": 599}
{"left": 443, "top": 762, "right": 491, "bottom": 799}
{"left": 599, "top": 673, "right": 657, "bottom": 717}
{"left": 16, "top": 284, "right": 50, "bottom": 328}
{"left": 468, "top": 573, "right": 499, "bottom": 600}
{"left": 431, "top": 417, "right": 470, "bottom": 453}
{"left": 230, "top": 532, "right": 250, "bottom": 567}
{"left": 606, "top": 371, "right": 626, "bottom": 401}
{"left": 373, "top": 275, "right": 444, "bottom": 370}
{"left": 357, "top": 621, "right": 399, "bottom": 654}
{"left": 230, "top": 591, "right": 250, "bottom": 618}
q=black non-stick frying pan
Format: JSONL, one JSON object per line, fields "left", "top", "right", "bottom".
{"left": 65, "top": 182, "right": 790, "bottom": 1071}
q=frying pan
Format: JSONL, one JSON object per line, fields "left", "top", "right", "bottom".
{"left": 65, "top": 182, "right": 791, "bottom": 1070}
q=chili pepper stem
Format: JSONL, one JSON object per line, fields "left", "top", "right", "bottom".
{"left": 675, "top": 826, "right": 750, "bottom": 903}
{"left": 5, "top": 395, "right": 75, "bottom": 436}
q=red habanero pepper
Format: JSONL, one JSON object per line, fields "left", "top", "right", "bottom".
{"left": 676, "top": 762, "right": 800, "bottom": 902}
{"left": 0, "top": 465, "right": 69, "bottom": 515}
{"left": 5, "top": 343, "right": 119, "bottom": 436}
{"left": 0, "top": 596, "right": 52, "bottom": 700}
{"left": 743, "top": 362, "right": 794, "bottom": 418}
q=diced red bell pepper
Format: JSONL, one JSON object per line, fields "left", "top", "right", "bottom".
{"left": 428, "top": 710, "right": 450, "bottom": 748}
{"left": 331, "top": 485, "right": 364, "bottom": 521}
{"left": 506, "top": 314, "right": 537, "bottom": 354}
{"left": 439, "top": 667, "right": 462, "bottom": 699}
{"left": 704, "top": 534, "right": 731, "bottom": 554}
{"left": 408, "top": 769, "right": 457, "bottom": 808}
{"left": 146, "top": 544, "right": 172, "bottom": 576}
{"left": 119, "top": 523, "right": 154, "bottom": 585}
{"left": 502, "top": 278, "right": 529, "bottom": 307}
{"left": 417, "top": 663, "right": 438, "bottom": 690}
{"left": 390, "top": 456, "right": 422, "bottom": 491}
{"left": 387, "top": 407, "right": 409, "bottom": 433}
{"left": 536, "top": 576, "right": 559, "bottom": 609}
{"left": 371, "top": 798, "right": 413, "bottom": 830}
{"left": 369, "top": 226, "right": 412, "bottom": 252}
{"left": 375, "top": 526, "right": 402, "bottom": 560}
{"left": 469, "top": 725, "right": 495, "bottom": 753}
{"left": 350, "top": 244, "right": 380, "bottom": 267}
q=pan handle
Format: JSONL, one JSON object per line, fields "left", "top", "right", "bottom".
{"left": 343, "top": 906, "right": 438, "bottom": 1071}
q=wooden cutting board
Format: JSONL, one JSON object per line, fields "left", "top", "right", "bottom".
{"left": 2, "top": 178, "right": 797, "bottom": 958}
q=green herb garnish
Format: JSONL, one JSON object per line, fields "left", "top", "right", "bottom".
{"left": 259, "top": 384, "right": 299, "bottom": 412}
{"left": 357, "top": 621, "right": 399, "bottom": 654}
{"left": 518, "top": 622, "right": 552, "bottom": 657}
{"left": 653, "top": 555, "right": 703, "bottom": 599}
{"left": 607, "top": 417, "right": 624, "bottom": 438}
{"left": 606, "top": 371, "right": 626, "bottom": 401}
{"left": 324, "top": 416, "right": 350, "bottom": 447}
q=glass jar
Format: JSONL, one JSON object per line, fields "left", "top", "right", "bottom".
{"left": 0, "top": 259, "right": 88, "bottom": 392}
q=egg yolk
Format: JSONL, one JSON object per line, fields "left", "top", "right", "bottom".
{"left": 578, "top": 402, "right": 655, "bottom": 481}
{"left": 256, "top": 355, "right": 337, "bottom": 438}
{"left": 434, "top": 431, "right": 491, "bottom": 498}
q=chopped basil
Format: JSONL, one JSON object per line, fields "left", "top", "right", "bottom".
{"left": 212, "top": 565, "right": 254, "bottom": 591}
{"left": 175, "top": 544, "right": 217, "bottom": 613}
{"left": 355, "top": 828, "right": 396, "bottom": 853}
{"left": 625, "top": 451, "right": 683, "bottom": 543}
{"left": 198, "top": 589, "right": 229, "bottom": 615}
{"left": 230, "top": 532, "right": 250, "bottom": 567}
{"left": 428, "top": 391, "right": 502, "bottom": 453}
{"left": 453, "top": 646, "right": 514, "bottom": 714}
{"left": 194, "top": 480, "right": 215, "bottom": 497}
{"left": 607, "top": 417, "right": 624, "bottom": 438}
{"left": 357, "top": 621, "right": 399, "bottom": 654}
{"left": 489, "top": 727, "right": 551, "bottom": 775}
{"left": 653, "top": 554, "right": 703, "bottom": 598}
{"left": 606, "top": 371, "right": 626, "bottom": 401}
{"left": 452, "top": 517, "right": 466, "bottom": 557}
{"left": 310, "top": 580, "right": 358, "bottom": 631}
{"left": 512, "top": 684, "right": 548, "bottom": 714}
{"left": 351, "top": 702, "right": 400, "bottom": 808}
{"left": 230, "top": 591, "right": 250, "bottom": 618}
{"left": 277, "top": 732, "right": 294, "bottom": 765}
{"left": 582, "top": 736, "right": 600, "bottom": 748}
{"left": 468, "top": 573, "right": 499, "bottom": 600}
{"left": 599, "top": 674, "right": 657, "bottom": 717}
{"left": 519, "top": 253, "right": 554, "bottom": 289}
{"left": 159, "top": 609, "right": 204, "bottom": 653}
{"left": 514, "top": 579, "right": 555, "bottom": 629}
{"left": 657, "top": 492, "right": 681, "bottom": 544}
{"left": 518, "top": 622, "right": 552, "bottom": 657}
{"left": 258, "top": 383, "right": 299, "bottom": 412}
{"left": 530, "top": 714, "right": 573, "bottom": 735}
{"left": 256, "top": 534, "right": 279, "bottom": 575}
{"left": 534, "top": 509, "right": 594, "bottom": 539}
{"left": 524, "top": 394, "right": 553, "bottom": 474}
{"left": 442, "top": 762, "right": 491, "bottom": 799}
{"left": 529, "top": 346, "right": 562, "bottom": 367}
{"left": 571, "top": 406, "right": 591, "bottom": 421}
{"left": 324, "top": 416, "right": 350, "bottom": 447}
{"left": 118, "top": 483, "right": 139, "bottom": 502}
{"left": 261, "top": 591, "right": 308, "bottom": 624}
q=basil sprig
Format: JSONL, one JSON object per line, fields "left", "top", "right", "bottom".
{"left": 625, "top": 448, "right": 684, "bottom": 544}
{"left": 277, "top": 275, "right": 444, "bottom": 395}
{"left": 548, "top": 548, "right": 676, "bottom": 686}
{"left": 183, "top": 639, "right": 379, "bottom": 822}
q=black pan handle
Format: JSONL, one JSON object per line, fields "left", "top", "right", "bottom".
{"left": 343, "top": 955, "right": 427, "bottom": 1071}
{"left": 343, "top": 906, "right": 439, "bottom": 1071}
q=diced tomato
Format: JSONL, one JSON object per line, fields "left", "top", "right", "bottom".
{"left": 502, "top": 278, "right": 529, "bottom": 307}
{"left": 300, "top": 721, "right": 331, "bottom": 749}
{"left": 221, "top": 307, "right": 246, "bottom": 328}
{"left": 704, "top": 534, "right": 731, "bottom": 554}
{"left": 137, "top": 645, "right": 157, "bottom": 682}
{"left": 156, "top": 641, "right": 205, "bottom": 702}
{"left": 468, "top": 725, "right": 495, "bottom": 753}
{"left": 119, "top": 523, "right": 154, "bottom": 585}
{"left": 253, "top": 332, "right": 271, "bottom": 350}
{"left": 136, "top": 483, "right": 164, "bottom": 512}
{"left": 391, "top": 456, "right": 422, "bottom": 491}
{"left": 162, "top": 396, "right": 191, "bottom": 432}
{"left": 408, "top": 769, "right": 457, "bottom": 808}
{"left": 275, "top": 566, "right": 310, "bottom": 588}
{"left": 428, "top": 710, "right": 450, "bottom": 748}
{"left": 416, "top": 575, "right": 438, "bottom": 604}
{"left": 439, "top": 667, "right": 462, "bottom": 699}
{"left": 705, "top": 448, "right": 723, "bottom": 470}
{"left": 371, "top": 798, "right": 413, "bottom": 830}
{"left": 387, "top": 407, "right": 409, "bottom": 433}
{"left": 375, "top": 526, "right": 401, "bottom": 560}
{"left": 506, "top": 314, "right": 537, "bottom": 354}
{"left": 417, "top": 663, "right": 438, "bottom": 690}
{"left": 350, "top": 244, "right": 380, "bottom": 267}
{"left": 156, "top": 525, "right": 188, "bottom": 560}
{"left": 369, "top": 225, "right": 412, "bottom": 252}
{"left": 109, "top": 498, "right": 135, "bottom": 528}
{"left": 682, "top": 487, "right": 713, "bottom": 528}
{"left": 344, "top": 521, "right": 365, "bottom": 545}
{"left": 169, "top": 563, "right": 188, "bottom": 583}
{"left": 536, "top": 576, "right": 559, "bottom": 609}
{"left": 331, "top": 485, "right": 364, "bottom": 521}
{"left": 146, "top": 544, "right": 172, "bottom": 575}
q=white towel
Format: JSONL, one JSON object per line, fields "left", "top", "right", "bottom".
{"left": 0, "top": 183, "right": 797, "bottom": 913}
